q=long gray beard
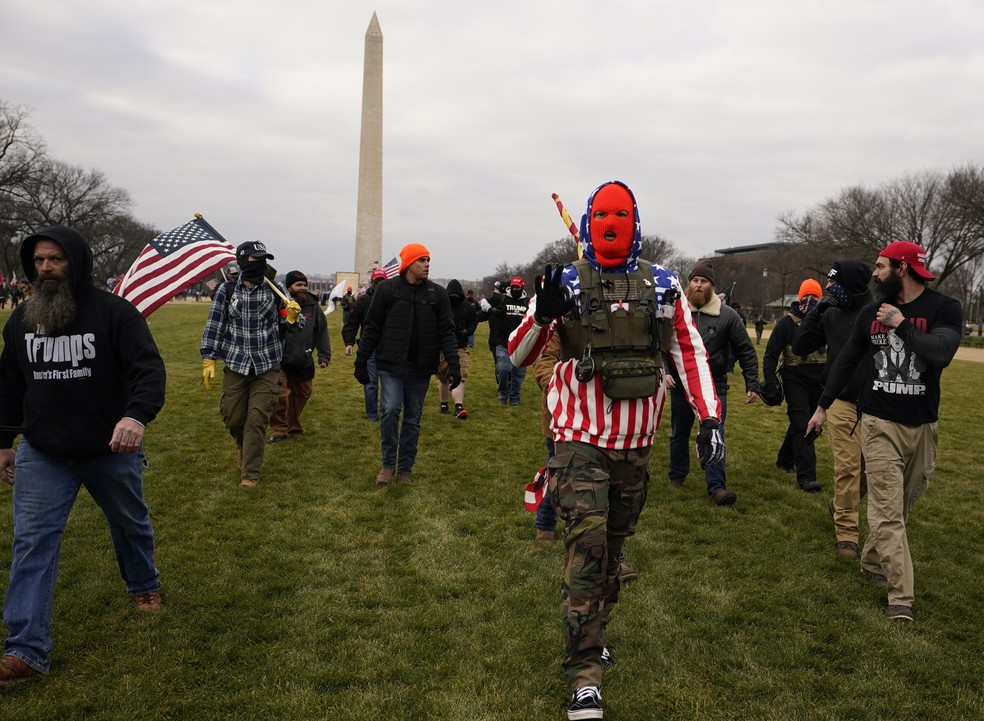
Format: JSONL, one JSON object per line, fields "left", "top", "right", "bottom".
{"left": 23, "top": 278, "right": 77, "bottom": 335}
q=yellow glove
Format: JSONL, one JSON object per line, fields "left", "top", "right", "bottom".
{"left": 285, "top": 300, "right": 301, "bottom": 325}
{"left": 202, "top": 360, "right": 216, "bottom": 391}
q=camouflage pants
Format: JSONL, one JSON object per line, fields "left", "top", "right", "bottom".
{"left": 548, "top": 440, "right": 651, "bottom": 691}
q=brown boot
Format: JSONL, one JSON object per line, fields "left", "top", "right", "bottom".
{"left": 535, "top": 529, "right": 554, "bottom": 543}
{"left": 836, "top": 541, "right": 858, "bottom": 559}
{"left": 239, "top": 478, "right": 259, "bottom": 488}
{"left": 376, "top": 467, "right": 395, "bottom": 487}
{"left": 133, "top": 590, "right": 164, "bottom": 612}
{"left": 397, "top": 471, "right": 413, "bottom": 485}
{"left": 0, "top": 655, "right": 40, "bottom": 685}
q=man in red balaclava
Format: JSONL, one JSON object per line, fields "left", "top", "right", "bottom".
{"left": 509, "top": 181, "right": 723, "bottom": 720}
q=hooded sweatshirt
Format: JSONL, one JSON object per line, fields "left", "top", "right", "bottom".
{"left": 507, "top": 180, "right": 720, "bottom": 450}
{"left": 446, "top": 279, "right": 478, "bottom": 349}
{"left": 791, "top": 259, "right": 872, "bottom": 402}
{"left": 0, "top": 226, "right": 166, "bottom": 459}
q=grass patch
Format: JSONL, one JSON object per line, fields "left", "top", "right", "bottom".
{"left": 0, "top": 302, "right": 981, "bottom": 720}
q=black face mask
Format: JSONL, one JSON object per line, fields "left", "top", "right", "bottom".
{"left": 510, "top": 288, "right": 523, "bottom": 299}
{"left": 238, "top": 259, "right": 266, "bottom": 284}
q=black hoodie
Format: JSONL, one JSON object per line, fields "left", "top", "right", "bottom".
{"left": 446, "top": 280, "right": 478, "bottom": 349}
{"left": 0, "top": 226, "right": 166, "bottom": 459}
{"left": 791, "top": 259, "right": 873, "bottom": 402}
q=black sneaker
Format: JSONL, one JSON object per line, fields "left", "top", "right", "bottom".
{"left": 601, "top": 647, "right": 616, "bottom": 668}
{"left": 454, "top": 405, "right": 468, "bottom": 420}
{"left": 439, "top": 403, "right": 449, "bottom": 414}
{"left": 798, "top": 478, "right": 822, "bottom": 493}
{"left": 568, "top": 686, "right": 603, "bottom": 720}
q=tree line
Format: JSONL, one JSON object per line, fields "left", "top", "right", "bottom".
{"left": 484, "top": 166, "right": 984, "bottom": 325}
{"left": 0, "top": 100, "right": 154, "bottom": 284}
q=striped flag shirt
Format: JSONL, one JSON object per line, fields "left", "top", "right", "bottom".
{"left": 113, "top": 217, "right": 236, "bottom": 317}
{"left": 508, "top": 264, "right": 720, "bottom": 451}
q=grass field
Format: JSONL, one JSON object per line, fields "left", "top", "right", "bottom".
{"left": 0, "top": 301, "right": 982, "bottom": 720}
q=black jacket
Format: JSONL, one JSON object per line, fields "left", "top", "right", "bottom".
{"left": 488, "top": 289, "right": 529, "bottom": 347}
{"left": 446, "top": 280, "right": 478, "bottom": 349}
{"left": 341, "top": 283, "right": 378, "bottom": 347}
{"left": 281, "top": 291, "right": 331, "bottom": 380}
{"left": 791, "top": 260, "right": 873, "bottom": 403}
{"left": 669, "top": 295, "right": 759, "bottom": 394}
{"left": 355, "top": 275, "right": 460, "bottom": 376}
{"left": 0, "top": 226, "right": 166, "bottom": 459}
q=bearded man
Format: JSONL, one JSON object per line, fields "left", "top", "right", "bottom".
{"left": 666, "top": 260, "right": 759, "bottom": 506}
{"left": 807, "top": 241, "right": 962, "bottom": 622}
{"left": 509, "top": 181, "right": 723, "bottom": 720}
{"left": 0, "top": 226, "right": 167, "bottom": 684}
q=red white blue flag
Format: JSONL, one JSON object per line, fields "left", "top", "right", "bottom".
{"left": 113, "top": 216, "right": 235, "bottom": 317}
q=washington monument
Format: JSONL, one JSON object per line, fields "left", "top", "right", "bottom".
{"left": 354, "top": 12, "right": 383, "bottom": 284}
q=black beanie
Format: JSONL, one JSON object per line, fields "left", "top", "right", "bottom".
{"left": 689, "top": 259, "right": 715, "bottom": 285}
{"left": 285, "top": 270, "right": 307, "bottom": 287}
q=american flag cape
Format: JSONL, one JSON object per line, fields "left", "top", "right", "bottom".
{"left": 113, "top": 216, "right": 236, "bottom": 317}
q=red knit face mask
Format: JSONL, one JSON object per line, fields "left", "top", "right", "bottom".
{"left": 589, "top": 184, "right": 635, "bottom": 268}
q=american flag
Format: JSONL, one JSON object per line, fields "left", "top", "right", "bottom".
{"left": 381, "top": 256, "right": 400, "bottom": 279}
{"left": 113, "top": 216, "right": 236, "bottom": 317}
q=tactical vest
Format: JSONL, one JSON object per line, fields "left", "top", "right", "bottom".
{"left": 557, "top": 259, "right": 675, "bottom": 399}
{"left": 781, "top": 312, "right": 827, "bottom": 367}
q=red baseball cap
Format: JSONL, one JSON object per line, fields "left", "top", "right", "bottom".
{"left": 879, "top": 241, "right": 934, "bottom": 280}
{"left": 510, "top": 275, "right": 524, "bottom": 288}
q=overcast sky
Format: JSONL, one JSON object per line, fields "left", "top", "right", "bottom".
{"left": 2, "top": 0, "right": 983, "bottom": 280}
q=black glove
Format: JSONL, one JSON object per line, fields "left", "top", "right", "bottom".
{"left": 759, "top": 380, "right": 784, "bottom": 407}
{"left": 534, "top": 264, "right": 574, "bottom": 325}
{"left": 696, "top": 419, "right": 725, "bottom": 470}
{"left": 449, "top": 368, "right": 462, "bottom": 391}
{"left": 815, "top": 294, "right": 838, "bottom": 314}
{"left": 354, "top": 363, "right": 370, "bottom": 386}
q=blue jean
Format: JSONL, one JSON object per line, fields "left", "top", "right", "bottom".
{"left": 363, "top": 352, "right": 379, "bottom": 420}
{"left": 535, "top": 437, "right": 557, "bottom": 531}
{"left": 668, "top": 386, "right": 729, "bottom": 495}
{"left": 378, "top": 361, "right": 431, "bottom": 474}
{"left": 494, "top": 345, "right": 527, "bottom": 404}
{"left": 3, "top": 439, "right": 159, "bottom": 673}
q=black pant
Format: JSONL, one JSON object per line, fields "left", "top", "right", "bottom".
{"left": 779, "top": 367, "right": 822, "bottom": 486}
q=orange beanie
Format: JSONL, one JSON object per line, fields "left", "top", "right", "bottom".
{"left": 798, "top": 278, "right": 823, "bottom": 301}
{"left": 399, "top": 243, "right": 430, "bottom": 273}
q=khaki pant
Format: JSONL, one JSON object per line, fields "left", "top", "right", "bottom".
{"left": 859, "top": 414, "right": 936, "bottom": 608}
{"left": 270, "top": 372, "right": 314, "bottom": 437}
{"left": 220, "top": 367, "right": 281, "bottom": 481}
{"left": 827, "top": 399, "right": 866, "bottom": 544}
{"left": 437, "top": 346, "right": 470, "bottom": 383}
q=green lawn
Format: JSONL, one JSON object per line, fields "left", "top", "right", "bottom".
{"left": 0, "top": 301, "right": 981, "bottom": 720}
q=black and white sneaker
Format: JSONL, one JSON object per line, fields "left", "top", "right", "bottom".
{"left": 600, "top": 647, "right": 615, "bottom": 668}
{"left": 568, "top": 685, "right": 603, "bottom": 720}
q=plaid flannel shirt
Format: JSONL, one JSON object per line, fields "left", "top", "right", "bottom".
{"left": 200, "top": 280, "right": 289, "bottom": 376}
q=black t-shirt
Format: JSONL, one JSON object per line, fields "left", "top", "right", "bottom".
{"left": 820, "top": 288, "right": 963, "bottom": 425}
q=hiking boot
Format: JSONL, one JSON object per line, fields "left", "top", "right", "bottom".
{"left": 239, "top": 478, "right": 259, "bottom": 488}
{"left": 454, "top": 405, "right": 468, "bottom": 420}
{"left": 668, "top": 479, "right": 684, "bottom": 490}
{"left": 887, "top": 604, "right": 914, "bottom": 622}
{"left": 133, "top": 590, "right": 163, "bottom": 612}
{"left": 618, "top": 562, "right": 638, "bottom": 583}
{"left": 567, "top": 685, "right": 603, "bottom": 720}
{"left": 798, "top": 478, "right": 822, "bottom": 493}
{"left": 397, "top": 471, "right": 413, "bottom": 485}
{"left": 600, "top": 647, "right": 616, "bottom": 668}
{"left": 863, "top": 568, "right": 889, "bottom": 588}
{"left": 439, "top": 402, "right": 449, "bottom": 414}
{"left": 836, "top": 541, "right": 858, "bottom": 559}
{"left": 0, "top": 655, "right": 40, "bottom": 685}
{"left": 711, "top": 489, "right": 737, "bottom": 506}
{"left": 535, "top": 529, "right": 555, "bottom": 543}
{"left": 376, "top": 467, "right": 395, "bottom": 487}
{"left": 268, "top": 434, "right": 288, "bottom": 444}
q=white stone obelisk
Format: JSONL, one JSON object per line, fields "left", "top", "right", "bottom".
{"left": 354, "top": 12, "right": 383, "bottom": 285}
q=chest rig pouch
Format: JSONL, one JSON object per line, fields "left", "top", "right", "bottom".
{"left": 558, "top": 259, "right": 673, "bottom": 400}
